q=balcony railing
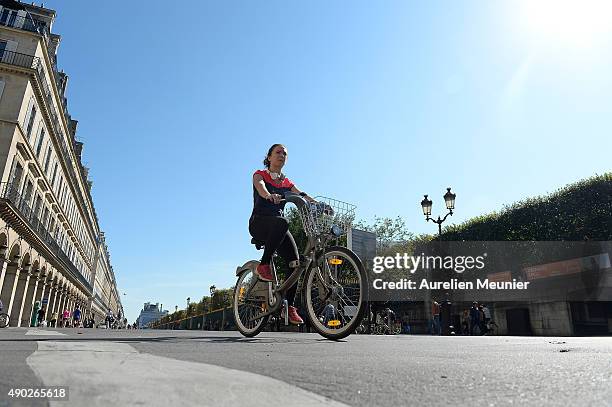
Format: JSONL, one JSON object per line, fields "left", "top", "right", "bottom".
{"left": 0, "top": 13, "right": 50, "bottom": 39}
{"left": 0, "top": 49, "right": 35, "bottom": 69}
{"left": 0, "top": 182, "right": 92, "bottom": 291}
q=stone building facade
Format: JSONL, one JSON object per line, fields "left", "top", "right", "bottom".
{"left": 0, "top": 1, "right": 120, "bottom": 326}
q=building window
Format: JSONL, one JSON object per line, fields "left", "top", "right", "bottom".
{"left": 33, "top": 194, "right": 42, "bottom": 217}
{"left": 26, "top": 104, "right": 36, "bottom": 137}
{"left": 35, "top": 129, "right": 45, "bottom": 157}
{"left": 43, "top": 147, "right": 52, "bottom": 173}
{"left": 51, "top": 162, "right": 58, "bottom": 186}
{"left": 0, "top": 9, "right": 18, "bottom": 27}
{"left": 10, "top": 159, "right": 24, "bottom": 190}
{"left": 42, "top": 207, "right": 49, "bottom": 228}
{"left": 23, "top": 179, "right": 34, "bottom": 204}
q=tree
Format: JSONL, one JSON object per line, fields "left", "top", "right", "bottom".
{"left": 210, "top": 288, "right": 233, "bottom": 309}
{"left": 196, "top": 296, "right": 211, "bottom": 314}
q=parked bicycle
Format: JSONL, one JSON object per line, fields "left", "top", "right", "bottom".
{"left": 0, "top": 299, "right": 9, "bottom": 328}
{"left": 233, "top": 193, "right": 367, "bottom": 340}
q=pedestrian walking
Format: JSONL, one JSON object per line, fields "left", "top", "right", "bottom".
{"left": 62, "top": 309, "right": 70, "bottom": 328}
{"left": 431, "top": 301, "right": 441, "bottom": 335}
{"left": 50, "top": 311, "right": 58, "bottom": 328}
{"left": 37, "top": 307, "right": 46, "bottom": 327}
{"left": 73, "top": 307, "right": 82, "bottom": 328}
{"left": 478, "top": 305, "right": 487, "bottom": 335}
{"left": 469, "top": 302, "right": 481, "bottom": 335}
{"left": 461, "top": 309, "right": 469, "bottom": 335}
{"left": 482, "top": 304, "right": 492, "bottom": 334}
{"left": 105, "top": 309, "right": 114, "bottom": 329}
{"left": 30, "top": 301, "right": 41, "bottom": 327}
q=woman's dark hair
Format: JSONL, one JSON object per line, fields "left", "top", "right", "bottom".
{"left": 263, "top": 144, "right": 285, "bottom": 168}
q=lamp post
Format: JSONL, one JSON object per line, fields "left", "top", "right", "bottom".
{"left": 421, "top": 188, "right": 457, "bottom": 336}
{"left": 209, "top": 286, "right": 217, "bottom": 330}
{"left": 186, "top": 297, "right": 191, "bottom": 329}
{"left": 421, "top": 188, "right": 456, "bottom": 239}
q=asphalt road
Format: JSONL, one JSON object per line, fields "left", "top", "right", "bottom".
{"left": 0, "top": 328, "right": 610, "bottom": 407}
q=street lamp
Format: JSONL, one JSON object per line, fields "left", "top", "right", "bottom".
{"left": 209, "top": 285, "right": 216, "bottom": 296}
{"left": 421, "top": 187, "right": 456, "bottom": 238}
{"left": 186, "top": 297, "right": 190, "bottom": 309}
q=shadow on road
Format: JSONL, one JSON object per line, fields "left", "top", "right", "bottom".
{"left": 0, "top": 335, "right": 346, "bottom": 344}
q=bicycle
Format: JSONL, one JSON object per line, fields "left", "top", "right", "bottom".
{"left": 233, "top": 192, "right": 367, "bottom": 340}
{"left": 0, "top": 307, "right": 9, "bottom": 328}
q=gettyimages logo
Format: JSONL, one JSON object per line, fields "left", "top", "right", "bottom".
{"left": 372, "top": 253, "right": 487, "bottom": 274}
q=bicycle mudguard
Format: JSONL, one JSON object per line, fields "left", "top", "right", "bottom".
{"left": 235, "top": 260, "right": 260, "bottom": 276}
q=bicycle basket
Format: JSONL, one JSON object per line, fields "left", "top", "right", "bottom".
{"left": 297, "top": 196, "right": 356, "bottom": 237}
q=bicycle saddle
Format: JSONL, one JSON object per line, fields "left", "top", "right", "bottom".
{"left": 251, "top": 238, "right": 265, "bottom": 250}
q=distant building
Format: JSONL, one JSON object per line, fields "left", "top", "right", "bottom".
{"left": 137, "top": 302, "right": 168, "bottom": 328}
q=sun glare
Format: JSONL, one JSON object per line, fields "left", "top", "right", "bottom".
{"left": 521, "top": 0, "right": 612, "bottom": 47}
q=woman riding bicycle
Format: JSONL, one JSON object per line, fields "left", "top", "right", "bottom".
{"left": 250, "top": 144, "right": 315, "bottom": 325}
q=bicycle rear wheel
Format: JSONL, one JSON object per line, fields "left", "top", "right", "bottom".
{"left": 233, "top": 268, "right": 270, "bottom": 337}
{"left": 304, "top": 246, "right": 366, "bottom": 340}
{"left": 0, "top": 313, "right": 9, "bottom": 328}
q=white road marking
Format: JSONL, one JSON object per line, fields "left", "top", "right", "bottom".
{"left": 25, "top": 329, "right": 66, "bottom": 336}
{"left": 26, "top": 341, "right": 349, "bottom": 407}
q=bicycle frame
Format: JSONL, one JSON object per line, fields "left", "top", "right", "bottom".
{"left": 236, "top": 193, "right": 339, "bottom": 322}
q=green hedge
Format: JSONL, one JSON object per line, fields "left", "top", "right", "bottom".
{"left": 440, "top": 173, "right": 612, "bottom": 241}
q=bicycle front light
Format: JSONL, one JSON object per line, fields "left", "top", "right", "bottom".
{"left": 331, "top": 225, "right": 342, "bottom": 237}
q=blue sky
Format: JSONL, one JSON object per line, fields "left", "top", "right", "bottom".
{"left": 41, "top": 1, "right": 612, "bottom": 322}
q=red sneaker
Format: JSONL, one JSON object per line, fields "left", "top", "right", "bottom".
{"left": 255, "top": 264, "right": 273, "bottom": 282}
{"left": 286, "top": 306, "right": 303, "bottom": 325}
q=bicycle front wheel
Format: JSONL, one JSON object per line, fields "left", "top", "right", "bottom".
{"left": 233, "top": 268, "right": 270, "bottom": 337}
{"left": 304, "top": 246, "right": 367, "bottom": 340}
{"left": 0, "top": 313, "right": 9, "bottom": 328}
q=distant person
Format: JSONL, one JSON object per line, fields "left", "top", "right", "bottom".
{"left": 461, "top": 309, "right": 470, "bottom": 335}
{"left": 37, "top": 307, "right": 46, "bottom": 327}
{"left": 401, "top": 313, "right": 411, "bottom": 334}
{"left": 62, "top": 309, "right": 70, "bottom": 328}
{"left": 50, "top": 311, "right": 58, "bottom": 328}
{"left": 73, "top": 307, "right": 82, "bottom": 328}
{"left": 482, "top": 304, "right": 491, "bottom": 334}
{"left": 30, "top": 301, "right": 41, "bottom": 327}
{"left": 431, "top": 301, "right": 441, "bottom": 335}
{"left": 469, "top": 302, "right": 480, "bottom": 335}
{"left": 105, "top": 309, "right": 114, "bottom": 329}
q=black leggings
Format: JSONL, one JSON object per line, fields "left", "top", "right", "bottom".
{"left": 249, "top": 215, "right": 299, "bottom": 305}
